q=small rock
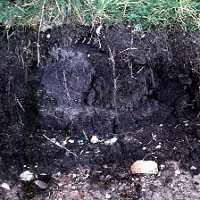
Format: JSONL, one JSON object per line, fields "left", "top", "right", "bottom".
{"left": 104, "top": 137, "right": 118, "bottom": 145}
{"left": 90, "top": 136, "right": 99, "bottom": 144}
{"left": 191, "top": 166, "right": 197, "bottom": 170}
{"left": 1, "top": 183, "right": 10, "bottom": 190}
{"left": 72, "top": 173, "right": 77, "bottom": 178}
{"left": 106, "top": 193, "right": 111, "bottom": 199}
{"left": 68, "top": 139, "right": 74, "bottom": 144}
{"left": 175, "top": 170, "right": 181, "bottom": 176}
{"left": 57, "top": 172, "right": 61, "bottom": 176}
{"left": 160, "top": 164, "right": 165, "bottom": 169}
{"left": 156, "top": 144, "right": 161, "bottom": 149}
{"left": 34, "top": 180, "right": 48, "bottom": 189}
{"left": 57, "top": 183, "right": 63, "bottom": 187}
{"left": 131, "top": 160, "right": 158, "bottom": 174}
{"left": 20, "top": 170, "right": 34, "bottom": 182}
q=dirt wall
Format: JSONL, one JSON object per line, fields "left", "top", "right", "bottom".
{"left": 1, "top": 27, "right": 200, "bottom": 199}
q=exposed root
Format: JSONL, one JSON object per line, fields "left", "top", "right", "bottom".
{"left": 15, "top": 95, "right": 25, "bottom": 112}
{"left": 63, "top": 70, "right": 71, "bottom": 101}
{"left": 37, "top": 0, "right": 46, "bottom": 67}
{"left": 119, "top": 47, "right": 138, "bottom": 55}
{"left": 108, "top": 45, "right": 119, "bottom": 124}
{"left": 43, "top": 134, "right": 78, "bottom": 158}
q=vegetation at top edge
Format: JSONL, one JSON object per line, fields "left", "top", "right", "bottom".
{"left": 0, "top": 0, "right": 200, "bottom": 31}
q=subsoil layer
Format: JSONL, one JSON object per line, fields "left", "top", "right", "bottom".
{"left": 0, "top": 27, "right": 200, "bottom": 199}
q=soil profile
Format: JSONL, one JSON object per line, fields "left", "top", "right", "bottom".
{"left": 0, "top": 27, "right": 200, "bottom": 199}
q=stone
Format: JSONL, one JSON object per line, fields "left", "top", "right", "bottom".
{"left": 106, "top": 193, "right": 111, "bottom": 199}
{"left": 47, "top": 34, "right": 51, "bottom": 38}
{"left": 175, "top": 170, "right": 181, "bottom": 176}
{"left": 90, "top": 136, "right": 99, "bottom": 144}
{"left": 104, "top": 137, "right": 118, "bottom": 145}
{"left": 20, "top": 170, "right": 34, "bottom": 182}
{"left": 156, "top": 144, "right": 161, "bottom": 149}
{"left": 131, "top": 160, "right": 158, "bottom": 174}
{"left": 1, "top": 183, "right": 10, "bottom": 190}
{"left": 68, "top": 139, "right": 75, "bottom": 144}
{"left": 191, "top": 166, "right": 197, "bottom": 170}
{"left": 34, "top": 180, "right": 48, "bottom": 189}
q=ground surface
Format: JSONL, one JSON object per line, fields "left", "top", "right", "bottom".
{"left": 0, "top": 27, "right": 200, "bottom": 199}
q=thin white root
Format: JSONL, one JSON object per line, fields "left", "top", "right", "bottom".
{"left": 37, "top": 0, "right": 46, "bottom": 67}
{"left": 43, "top": 134, "right": 78, "bottom": 158}
{"left": 108, "top": 45, "right": 119, "bottom": 124}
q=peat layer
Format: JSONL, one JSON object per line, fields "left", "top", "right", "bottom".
{"left": 0, "top": 27, "right": 200, "bottom": 196}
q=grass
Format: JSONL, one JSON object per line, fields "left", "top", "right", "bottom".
{"left": 0, "top": 0, "right": 200, "bottom": 31}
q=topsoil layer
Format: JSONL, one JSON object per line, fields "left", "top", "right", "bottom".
{"left": 0, "top": 26, "right": 200, "bottom": 199}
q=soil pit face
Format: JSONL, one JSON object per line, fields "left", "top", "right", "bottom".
{"left": 1, "top": 27, "right": 200, "bottom": 199}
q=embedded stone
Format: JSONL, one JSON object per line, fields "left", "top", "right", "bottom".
{"left": 90, "top": 136, "right": 99, "bottom": 144}
{"left": 131, "top": 160, "right": 158, "bottom": 174}
{"left": 1, "top": 183, "right": 10, "bottom": 190}
{"left": 34, "top": 180, "right": 48, "bottom": 189}
{"left": 20, "top": 170, "right": 34, "bottom": 182}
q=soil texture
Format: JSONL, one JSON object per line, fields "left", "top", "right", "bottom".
{"left": 0, "top": 27, "right": 200, "bottom": 199}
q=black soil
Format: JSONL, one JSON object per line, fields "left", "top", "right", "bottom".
{"left": 0, "top": 27, "right": 200, "bottom": 199}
